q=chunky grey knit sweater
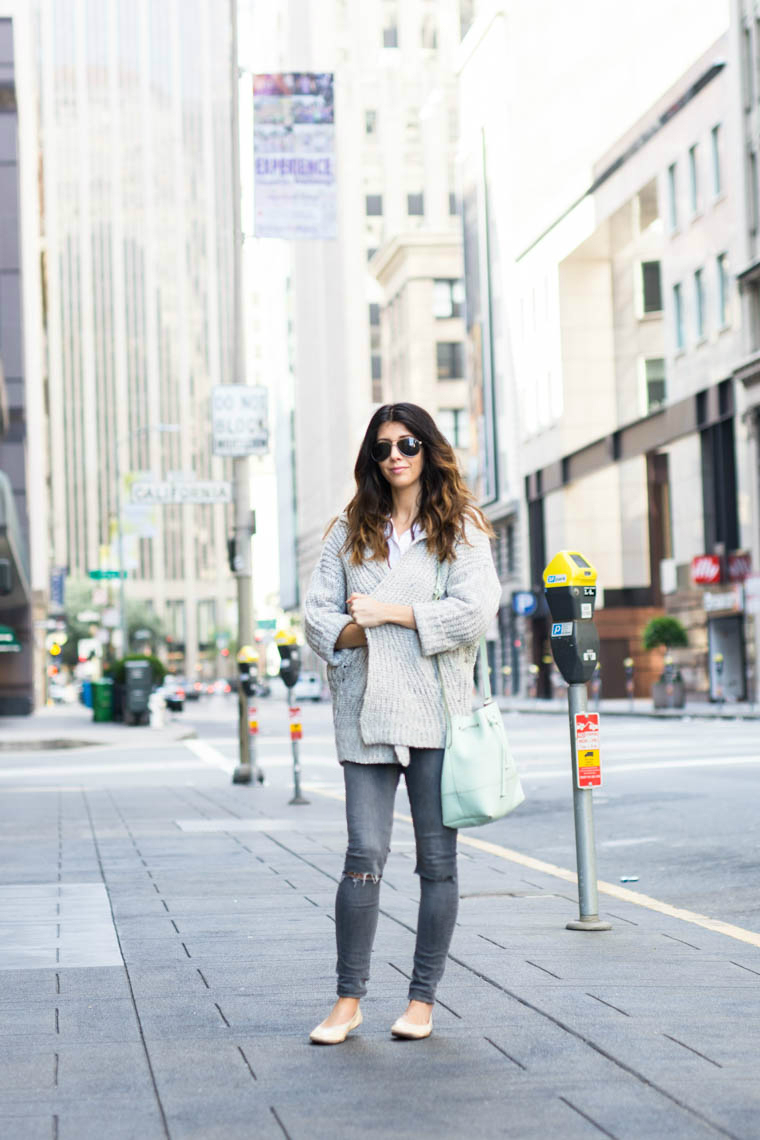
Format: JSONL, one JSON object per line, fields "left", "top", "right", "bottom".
{"left": 303, "top": 515, "right": 501, "bottom": 766}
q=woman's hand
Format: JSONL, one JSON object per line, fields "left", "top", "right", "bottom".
{"left": 347, "top": 594, "right": 417, "bottom": 631}
{"left": 347, "top": 593, "right": 390, "bottom": 629}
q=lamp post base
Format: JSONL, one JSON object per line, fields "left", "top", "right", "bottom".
{"left": 566, "top": 916, "right": 612, "bottom": 932}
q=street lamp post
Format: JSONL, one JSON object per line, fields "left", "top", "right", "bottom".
{"left": 114, "top": 424, "right": 180, "bottom": 659}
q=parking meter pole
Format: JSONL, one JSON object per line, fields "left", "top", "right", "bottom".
{"left": 276, "top": 633, "right": 309, "bottom": 806}
{"left": 543, "top": 549, "right": 611, "bottom": 934}
{"left": 287, "top": 689, "right": 309, "bottom": 806}
{"left": 566, "top": 682, "right": 609, "bottom": 931}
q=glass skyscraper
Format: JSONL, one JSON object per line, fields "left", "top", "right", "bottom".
{"left": 39, "top": 0, "right": 237, "bottom": 674}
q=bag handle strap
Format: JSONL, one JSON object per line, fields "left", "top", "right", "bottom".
{"left": 433, "top": 561, "right": 492, "bottom": 707}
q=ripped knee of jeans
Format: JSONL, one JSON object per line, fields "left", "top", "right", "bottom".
{"left": 342, "top": 870, "right": 382, "bottom": 886}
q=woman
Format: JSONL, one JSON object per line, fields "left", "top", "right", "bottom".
{"left": 303, "top": 403, "right": 501, "bottom": 1044}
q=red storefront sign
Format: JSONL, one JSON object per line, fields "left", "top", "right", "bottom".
{"left": 727, "top": 552, "right": 752, "bottom": 582}
{"left": 691, "top": 555, "right": 722, "bottom": 585}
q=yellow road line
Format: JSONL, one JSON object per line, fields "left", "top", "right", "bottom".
{"left": 303, "top": 783, "right": 760, "bottom": 952}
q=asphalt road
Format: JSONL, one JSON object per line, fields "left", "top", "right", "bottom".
{"left": 179, "top": 694, "right": 760, "bottom": 934}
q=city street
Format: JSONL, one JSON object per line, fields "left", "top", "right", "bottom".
{"left": 1, "top": 696, "right": 758, "bottom": 1138}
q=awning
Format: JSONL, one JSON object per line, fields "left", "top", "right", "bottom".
{"left": 0, "top": 624, "right": 21, "bottom": 653}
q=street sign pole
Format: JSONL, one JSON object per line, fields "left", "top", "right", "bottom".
{"left": 230, "top": 0, "right": 254, "bottom": 781}
{"left": 115, "top": 440, "right": 128, "bottom": 659}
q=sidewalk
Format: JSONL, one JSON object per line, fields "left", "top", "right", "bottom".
{"left": 0, "top": 702, "right": 196, "bottom": 750}
{"left": 0, "top": 749, "right": 758, "bottom": 1139}
{"left": 498, "top": 694, "right": 760, "bottom": 720}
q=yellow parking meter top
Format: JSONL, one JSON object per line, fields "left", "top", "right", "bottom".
{"left": 236, "top": 645, "right": 259, "bottom": 664}
{"left": 275, "top": 630, "right": 298, "bottom": 645}
{"left": 543, "top": 551, "right": 597, "bottom": 588}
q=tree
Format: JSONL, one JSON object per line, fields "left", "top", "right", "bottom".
{"left": 642, "top": 616, "right": 688, "bottom": 651}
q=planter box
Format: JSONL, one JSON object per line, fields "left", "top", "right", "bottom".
{"left": 652, "top": 679, "right": 686, "bottom": 709}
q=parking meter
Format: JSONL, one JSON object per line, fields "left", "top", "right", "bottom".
{"left": 232, "top": 645, "right": 264, "bottom": 787}
{"left": 276, "top": 632, "right": 301, "bottom": 689}
{"left": 543, "top": 551, "right": 599, "bottom": 684}
{"left": 236, "top": 645, "right": 258, "bottom": 697}
{"left": 275, "top": 631, "right": 308, "bottom": 805}
{"left": 543, "top": 550, "right": 610, "bottom": 934}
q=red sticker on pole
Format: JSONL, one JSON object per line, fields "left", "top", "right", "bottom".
{"left": 289, "top": 705, "right": 302, "bottom": 740}
{"left": 574, "top": 712, "right": 601, "bottom": 788}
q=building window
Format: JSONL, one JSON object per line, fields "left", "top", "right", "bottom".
{"left": 694, "top": 268, "right": 705, "bottom": 339}
{"left": 688, "top": 143, "right": 701, "bottom": 214}
{"left": 369, "top": 302, "right": 380, "bottom": 327}
{"left": 365, "top": 109, "right": 377, "bottom": 136}
{"left": 492, "top": 521, "right": 515, "bottom": 579}
{"left": 407, "top": 192, "right": 424, "bottom": 216}
{"left": 382, "top": 1, "right": 398, "bottom": 47}
{"left": 449, "top": 191, "right": 458, "bottom": 216}
{"left": 744, "top": 26, "right": 754, "bottom": 110}
{"left": 421, "top": 14, "right": 437, "bottom": 49}
{"left": 433, "top": 279, "right": 465, "bottom": 319}
{"left": 366, "top": 247, "right": 378, "bottom": 261}
{"left": 645, "top": 358, "right": 666, "bottom": 412}
{"left": 749, "top": 150, "right": 759, "bottom": 235}
{"left": 667, "top": 162, "right": 678, "bottom": 230}
{"left": 717, "top": 253, "right": 729, "bottom": 327}
{"left": 438, "top": 408, "right": 470, "bottom": 449}
{"left": 436, "top": 341, "right": 465, "bottom": 380}
{"left": 371, "top": 354, "right": 382, "bottom": 381}
{"left": 641, "top": 261, "right": 663, "bottom": 314}
{"left": 365, "top": 194, "right": 383, "bottom": 216}
{"left": 459, "top": 0, "right": 476, "bottom": 40}
{"left": 673, "top": 283, "right": 685, "bottom": 350}
{"left": 711, "top": 124, "right": 722, "bottom": 196}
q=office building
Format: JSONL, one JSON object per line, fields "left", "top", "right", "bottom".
{"left": 39, "top": 0, "right": 238, "bottom": 677}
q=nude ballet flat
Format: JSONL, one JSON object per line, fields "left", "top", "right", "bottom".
{"left": 390, "top": 1013, "right": 433, "bottom": 1040}
{"left": 309, "top": 1007, "right": 363, "bottom": 1045}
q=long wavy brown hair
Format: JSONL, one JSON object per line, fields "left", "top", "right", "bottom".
{"left": 337, "top": 403, "right": 493, "bottom": 564}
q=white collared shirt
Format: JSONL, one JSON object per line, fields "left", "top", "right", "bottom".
{"left": 386, "top": 520, "right": 425, "bottom": 568}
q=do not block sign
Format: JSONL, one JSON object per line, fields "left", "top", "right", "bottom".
{"left": 574, "top": 712, "right": 601, "bottom": 788}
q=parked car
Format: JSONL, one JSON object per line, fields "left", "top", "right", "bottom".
{"left": 293, "top": 671, "right": 323, "bottom": 702}
{"left": 185, "top": 679, "right": 204, "bottom": 701}
{"left": 159, "top": 676, "right": 185, "bottom": 712}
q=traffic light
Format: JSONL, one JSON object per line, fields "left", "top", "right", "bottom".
{"left": 227, "top": 535, "right": 236, "bottom": 572}
{"left": 0, "top": 558, "right": 11, "bottom": 596}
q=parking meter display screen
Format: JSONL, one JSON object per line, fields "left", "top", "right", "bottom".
{"left": 570, "top": 554, "right": 590, "bottom": 568}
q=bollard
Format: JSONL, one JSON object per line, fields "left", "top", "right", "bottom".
{"left": 623, "top": 656, "right": 635, "bottom": 713}
{"left": 544, "top": 551, "right": 611, "bottom": 933}
{"left": 287, "top": 695, "right": 310, "bottom": 805}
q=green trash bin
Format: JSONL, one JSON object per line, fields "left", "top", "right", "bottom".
{"left": 92, "top": 679, "right": 114, "bottom": 722}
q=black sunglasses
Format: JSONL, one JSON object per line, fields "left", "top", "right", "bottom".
{"left": 371, "top": 436, "right": 422, "bottom": 462}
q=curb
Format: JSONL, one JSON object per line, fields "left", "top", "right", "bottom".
{"left": 0, "top": 727, "right": 198, "bottom": 752}
{"left": 498, "top": 701, "right": 760, "bottom": 721}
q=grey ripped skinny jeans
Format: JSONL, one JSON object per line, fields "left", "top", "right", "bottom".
{"left": 335, "top": 748, "right": 458, "bottom": 1004}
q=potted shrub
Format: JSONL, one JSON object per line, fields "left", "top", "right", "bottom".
{"left": 642, "top": 616, "right": 688, "bottom": 709}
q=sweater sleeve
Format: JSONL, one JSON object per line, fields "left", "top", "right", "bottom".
{"left": 303, "top": 519, "right": 353, "bottom": 666}
{"left": 412, "top": 524, "right": 501, "bottom": 657}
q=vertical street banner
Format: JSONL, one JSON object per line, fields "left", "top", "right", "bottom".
{"left": 253, "top": 73, "right": 336, "bottom": 240}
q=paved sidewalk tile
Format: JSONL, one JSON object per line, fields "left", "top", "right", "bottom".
{"left": 1, "top": 769, "right": 759, "bottom": 1139}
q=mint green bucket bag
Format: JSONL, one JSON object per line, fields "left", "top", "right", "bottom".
{"left": 434, "top": 565, "right": 525, "bottom": 829}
